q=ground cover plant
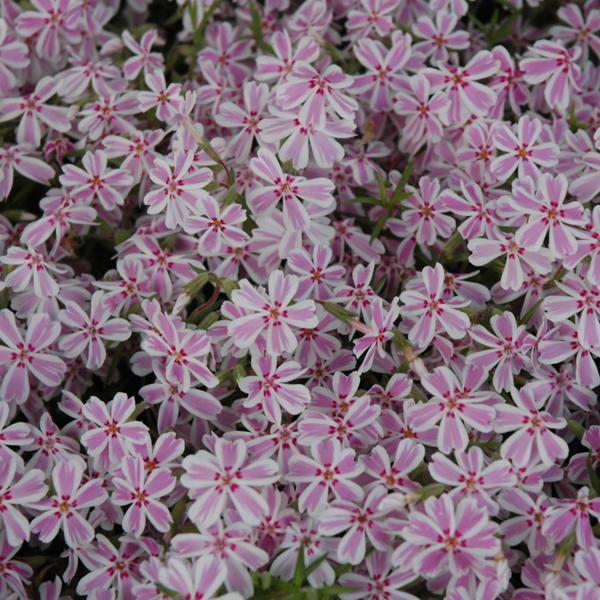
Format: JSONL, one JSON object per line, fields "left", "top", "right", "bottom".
{"left": 0, "top": 0, "right": 600, "bottom": 598}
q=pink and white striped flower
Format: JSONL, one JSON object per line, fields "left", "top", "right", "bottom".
{"left": 495, "top": 387, "right": 568, "bottom": 467}
{"left": 0, "top": 19, "right": 29, "bottom": 94}
{"left": 407, "top": 365, "right": 497, "bottom": 454}
{"left": 287, "top": 438, "right": 364, "bottom": 514}
{"left": 0, "top": 76, "right": 74, "bottom": 147}
{"left": 0, "top": 310, "right": 66, "bottom": 404}
{"left": 137, "top": 69, "right": 183, "bottom": 122}
{"left": 0, "top": 144, "right": 55, "bottom": 201}
{"left": 122, "top": 29, "right": 164, "bottom": 80}
{"left": 112, "top": 455, "right": 175, "bottom": 536}
{"left": 81, "top": 393, "right": 149, "bottom": 469}
{"left": 0, "top": 456, "right": 47, "bottom": 546}
{"left": 181, "top": 437, "right": 279, "bottom": 528}
{"left": 239, "top": 353, "right": 310, "bottom": 424}
{"left": 58, "top": 291, "right": 131, "bottom": 370}
{"left": 30, "top": 459, "right": 107, "bottom": 547}
{"left": 413, "top": 13, "right": 469, "bottom": 63}
{"left": 228, "top": 270, "right": 318, "bottom": 356}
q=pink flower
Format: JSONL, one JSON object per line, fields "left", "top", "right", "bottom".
{"left": 0, "top": 19, "right": 29, "bottom": 93}
{"left": 352, "top": 34, "right": 412, "bottom": 111}
{"left": 319, "top": 488, "right": 389, "bottom": 565}
{"left": 59, "top": 58, "right": 126, "bottom": 102}
{"left": 346, "top": 0, "right": 398, "bottom": 39}
{"left": 277, "top": 62, "right": 358, "bottom": 127}
{"left": 520, "top": 40, "right": 581, "bottom": 111}
{"left": 0, "top": 76, "right": 74, "bottom": 147}
{"left": 399, "top": 263, "right": 471, "bottom": 348}
{"left": 137, "top": 69, "right": 183, "bottom": 122}
{"left": 239, "top": 353, "right": 310, "bottom": 424}
{"left": 413, "top": 13, "right": 469, "bottom": 62}
{"left": 0, "top": 310, "right": 66, "bottom": 404}
{"left": 260, "top": 106, "right": 355, "bottom": 169}
{"left": 78, "top": 93, "right": 139, "bottom": 141}
{"left": 159, "top": 556, "right": 235, "bottom": 600}
{"left": 215, "top": 81, "right": 270, "bottom": 159}
{"left": 288, "top": 245, "right": 345, "bottom": 300}
{"left": 468, "top": 311, "right": 535, "bottom": 392}
{"left": 144, "top": 150, "right": 213, "bottom": 230}
{"left": 171, "top": 522, "right": 269, "bottom": 598}
{"left": 140, "top": 309, "right": 218, "bottom": 390}
{"left": 16, "top": 0, "right": 80, "bottom": 61}
{"left": 339, "top": 550, "right": 418, "bottom": 600}
{"left": 94, "top": 258, "right": 152, "bottom": 313}
{"left": 491, "top": 115, "right": 559, "bottom": 182}
{"left": 394, "top": 494, "right": 500, "bottom": 578}
{"left": 393, "top": 74, "right": 450, "bottom": 152}
{"left": 58, "top": 291, "right": 131, "bottom": 370}
{"left": 59, "top": 150, "right": 134, "bottom": 211}
{"left": 248, "top": 148, "right": 335, "bottom": 229}
{"left": 333, "top": 262, "right": 377, "bottom": 320}
{"left": 499, "top": 489, "right": 552, "bottom": 555}
{"left": 542, "top": 487, "right": 600, "bottom": 549}
{"left": 468, "top": 232, "right": 553, "bottom": 292}
{"left": 112, "top": 455, "right": 175, "bottom": 536}
{"left": 140, "top": 370, "right": 222, "bottom": 433}
{"left": 81, "top": 393, "right": 149, "bottom": 469}
{"left": 0, "top": 144, "right": 55, "bottom": 201}
{"left": 510, "top": 173, "right": 586, "bottom": 259}
{"left": 122, "top": 29, "right": 164, "bottom": 80}
{"left": 553, "top": 4, "right": 600, "bottom": 61}
{"left": 30, "top": 459, "right": 107, "bottom": 546}
{"left": 543, "top": 272, "right": 600, "bottom": 349}
{"left": 407, "top": 365, "right": 496, "bottom": 454}
{"left": 495, "top": 387, "right": 568, "bottom": 466}
{"left": 424, "top": 50, "right": 499, "bottom": 123}
{"left": 0, "top": 456, "right": 47, "bottom": 545}
{"left": 353, "top": 297, "right": 400, "bottom": 373}
{"left": 388, "top": 177, "right": 456, "bottom": 247}
{"left": 256, "top": 30, "right": 319, "bottom": 83}
{"left": 288, "top": 438, "right": 364, "bottom": 514}
{"left": 1, "top": 246, "right": 65, "bottom": 298}
{"left": 228, "top": 270, "right": 318, "bottom": 355}
{"left": 429, "top": 447, "right": 515, "bottom": 514}
{"left": 20, "top": 191, "right": 97, "bottom": 251}
{"left": 362, "top": 439, "right": 424, "bottom": 494}
{"left": 488, "top": 46, "right": 529, "bottom": 118}
{"left": 181, "top": 437, "right": 279, "bottom": 527}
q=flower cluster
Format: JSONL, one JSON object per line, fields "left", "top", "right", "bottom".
{"left": 1, "top": 0, "right": 600, "bottom": 599}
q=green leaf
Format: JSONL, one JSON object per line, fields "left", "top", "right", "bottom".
{"left": 293, "top": 545, "right": 305, "bottom": 587}
{"left": 319, "top": 301, "right": 357, "bottom": 324}
{"left": 352, "top": 196, "right": 380, "bottom": 206}
{"left": 156, "top": 583, "right": 180, "bottom": 599}
{"left": 304, "top": 553, "right": 329, "bottom": 579}
{"left": 567, "top": 419, "right": 585, "bottom": 440}
{"left": 369, "top": 215, "right": 387, "bottom": 244}
{"left": 391, "top": 161, "right": 413, "bottom": 206}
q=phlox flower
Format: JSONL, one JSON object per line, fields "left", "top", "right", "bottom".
{"left": 144, "top": 150, "right": 213, "bottom": 230}
{"left": 408, "top": 365, "right": 497, "bottom": 454}
{"left": 198, "top": 22, "right": 252, "bottom": 83}
{"left": 94, "top": 258, "right": 152, "bottom": 313}
{"left": 393, "top": 494, "right": 500, "bottom": 578}
{"left": 58, "top": 291, "right": 131, "bottom": 370}
{"left": 248, "top": 148, "right": 335, "bottom": 229}
{"left": 0, "top": 310, "right": 66, "bottom": 404}
{"left": 0, "top": 75, "right": 74, "bottom": 148}
{"left": 553, "top": 4, "right": 600, "bottom": 61}
{"left": 339, "top": 551, "right": 418, "bottom": 600}
{"left": 81, "top": 393, "right": 149, "bottom": 469}
{"left": 239, "top": 353, "right": 310, "bottom": 424}
{"left": 287, "top": 438, "right": 364, "bottom": 514}
{"left": 287, "top": 245, "right": 346, "bottom": 301}
{"left": 413, "top": 13, "right": 469, "bottom": 63}
{"left": 520, "top": 40, "right": 581, "bottom": 111}
{"left": 30, "top": 459, "right": 107, "bottom": 547}
{"left": 0, "top": 19, "right": 29, "bottom": 94}
{"left": 181, "top": 437, "right": 279, "bottom": 528}
{"left": 0, "top": 456, "right": 47, "bottom": 546}
{"left": 495, "top": 387, "right": 568, "bottom": 467}
{"left": 468, "top": 311, "right": 535, "bottom": 392}
{"left": 491, "top": 115, "right": 559, "bottom": 182}
{"left": 0, "top": 533, "right": 32, "bottom": 598}
{"left": 112, "top": 455, "right": 176, "bottom": 536}
{"left": 140, "top": 309, "right": 218, "bottom": 390}
{"left": 77, "top": 93, "right": 139, "bottom": 141}
{"left": 171, "top": 522, "right": 269, "bottom": 598}
{"left": 352, "top": 34, "right": 412, "bottom": 111}
{"left": 399, "top": 263, "right": 471, "bottom": 349}
{"left": 137, "top": 69, "right": 183, "bottom": 122}
{"left": 59, "top": 150, "right": 134, "bottom": 211}
{"left": 429, "top": 447, "right": 515, "bottom": 514}
{"left": 319, "top": 488, "right": 390, "bottom": 565}
{"left": 346, "top": 0, "right": 399, "bottom": 39}
{"left": 0, "top": 144, "right": 55, "bottom": 201}
{"left": 256, "top": 30, "right": 319, "bottom": 83}
{"left": 122, "top": 29, "right": 164, "bottom": 80}
{"left": 227, "top": 270, "right": 318, "bottom": 356}
{"left": 488, "top": 46, "right": 529, "bottom": 117}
